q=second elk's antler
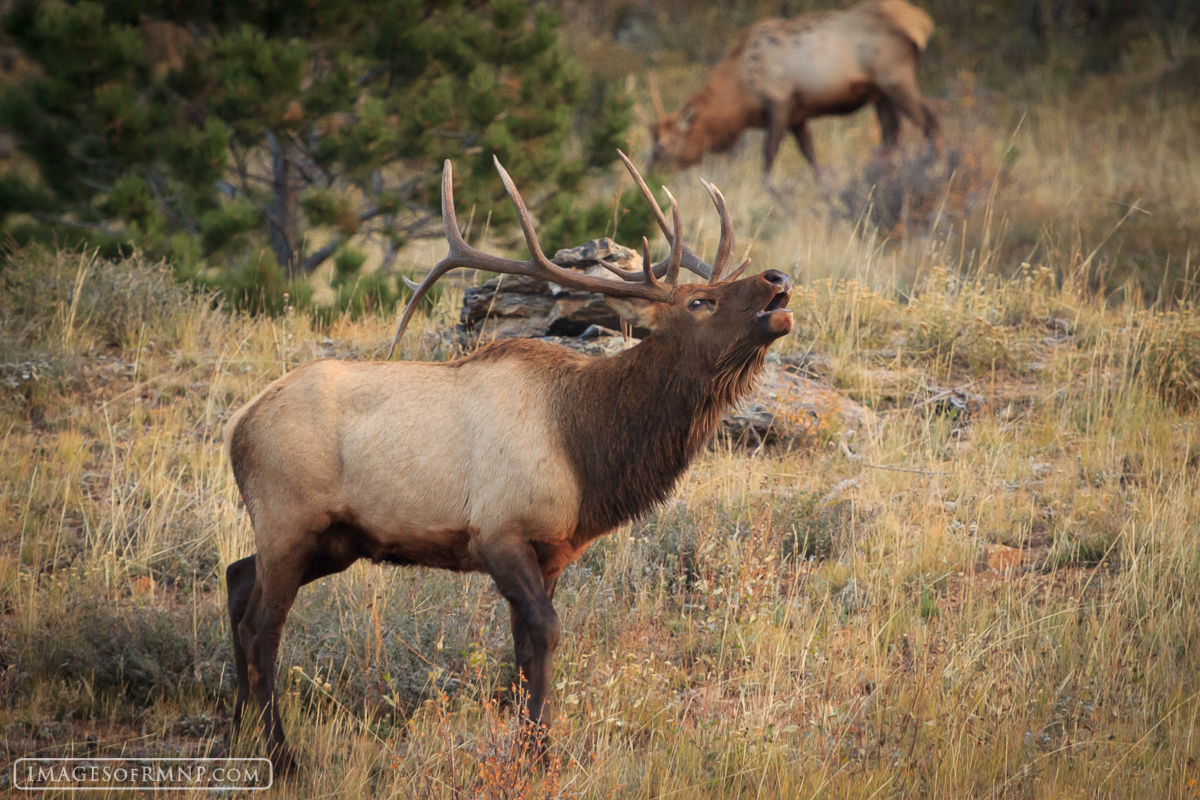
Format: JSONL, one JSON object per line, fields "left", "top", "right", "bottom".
{"left": 388, "top": 151, "right": 749, "bottom": 358}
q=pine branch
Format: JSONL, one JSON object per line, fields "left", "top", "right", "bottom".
{"left": 31, "top": 213, "right": 119, "bottom": 238}
{"left": 301, "top": 237, "right": 344, "bottom": 273}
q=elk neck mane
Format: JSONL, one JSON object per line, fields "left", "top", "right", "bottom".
{"left": 495, "top": 330, "right": 768, "bottom": 540}
{"left": 686, "top": 58, "right": 743, "bottom": 115}
{"left": 456, "top": 334, "right": 765, "bottom": 539}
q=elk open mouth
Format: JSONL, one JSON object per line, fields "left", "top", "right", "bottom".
{"left": 760, "top": 289, "right": 791, "bottom": 314}
{"left": 757, "top": 289, "right": 793, "bottom": 336}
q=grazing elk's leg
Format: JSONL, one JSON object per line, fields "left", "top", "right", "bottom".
{"left": 226, "top": 555, "right": 257, "bottom": 731}
{"left": 761, "top": 99, "right": 792, "bottom": 179}
{"left": 882, "top": 82, "right": 939, "bottom": 144}
{"left": 789, "top": 118, "right": 818, "bottom": 172}
{"left": 874, "top": 97, "right": 901, "bottom": 152}
{"left": 238, "top": 547, "right": 310, "bottom": 776}
{"left": 480, "top": 539, "right": 561, "bottom": 734}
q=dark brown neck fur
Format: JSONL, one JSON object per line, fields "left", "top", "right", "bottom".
{"left": 553, "top": 331, "right": 768, "bottom": 541}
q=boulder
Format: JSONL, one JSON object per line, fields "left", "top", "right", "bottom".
{"left": 725, "top": 357, "right": 878, "bottom": 449}
{"left": 460, "top": 237, "right": 642, "bottom": 340}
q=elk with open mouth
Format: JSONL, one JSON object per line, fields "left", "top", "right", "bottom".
{"left": 223, "top": 151, "right": 792, "bottom": 774}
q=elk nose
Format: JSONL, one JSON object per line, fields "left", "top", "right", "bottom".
{"left": 761, "top": 270, "right": 790, "bottom": 290}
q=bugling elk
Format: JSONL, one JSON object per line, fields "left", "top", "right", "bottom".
{"left": 223, "top": 151, "right": 793, "bottom": 773}
{"left": 643, "top": 0, "right": 939, "bottom": 177}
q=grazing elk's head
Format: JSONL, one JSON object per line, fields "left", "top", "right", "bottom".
{"left": 387, "top": 151, "right": 791, "bottom": 363}
{"left": 645, "top": 105, "right": 700, "bottom": 174}
{"left": 639, "top": 73, "right": 701, "bottom": 174}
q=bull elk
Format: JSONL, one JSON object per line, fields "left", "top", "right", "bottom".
{"left": 643, "top": 0, "right": 938, "bottom": 177}
{"left": 223, "top": 151, "right": 793, "bottom": 773}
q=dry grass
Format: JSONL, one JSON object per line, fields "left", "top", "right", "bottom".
{"left": 2, "top": 79, "right": 1200, "bottom": 798}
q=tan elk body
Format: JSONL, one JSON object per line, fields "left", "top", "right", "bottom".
{"left": 645, "top": 0, "right": 938, "bottom": 176}
{"left": 224, "top": 153, "right": 793, "bottom": 774}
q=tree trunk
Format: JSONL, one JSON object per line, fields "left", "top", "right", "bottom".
{"left": 266, "top": 132, "right": 298, "bottom": 277}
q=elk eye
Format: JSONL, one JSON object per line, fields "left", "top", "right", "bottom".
{"left": 689, "top": 299, "right": 712, "bottom": 311}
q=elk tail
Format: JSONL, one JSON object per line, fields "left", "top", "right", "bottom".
{"left": 875, "top": 0, "right": 934, "bottom": 52}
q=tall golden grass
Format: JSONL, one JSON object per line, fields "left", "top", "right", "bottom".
{"left": 1, "top": 78, "right": 1198, "bottom": 798}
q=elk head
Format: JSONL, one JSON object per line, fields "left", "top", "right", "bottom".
{"left": 639, "top": 71, "right": 702, "bottom": 174}
{"left": 387, "top": 150, "right": 791, "bottom": 360}
{"left": 645, "top": 106, "right": 703, "bottom": 174}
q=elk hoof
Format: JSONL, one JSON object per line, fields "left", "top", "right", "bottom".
{"left": 518, "top": 721, "right": 552, "bottom": 766}
{"left": 271, "top": 748, "right": 301, "bottom": 780}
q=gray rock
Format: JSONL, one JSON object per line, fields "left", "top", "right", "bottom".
{"left": 460, "top": 238, "right": 642, "bottom": 340}
{"left": 839, "top": 579, "right": 870, "bottom": 615}
{"left": 725, "top": 359, "right": 878, "bottom": 449}
{"left": 550, "top": 237, "right": 639, "bottom": 270}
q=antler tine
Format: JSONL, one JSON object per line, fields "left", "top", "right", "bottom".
{"left": 495, "top": 155, "right": 674, "bottom": 297}
{"left": 615, "top": 150, "right": 714, "bottom": 281}
{"left": 387, "top": 161, "right": 464, "bottom": 359}
{"left": 662, "top": 186, "right": 683, "bottom": 284}
{"left": 597, "top": 259, "right": 643, "bottom": 281}
{"left": 617, "top": 150, "right": 671, "bottom": 236}
{"left": 492, "top": 156, "right": 558, "bottom": 272}
{"left": 699, "top": 178, "right": 734, "bottom": 285}
{"left": 725, "top": 257, "right": 752, "bottom": 282}
{"left": 647, "top": 70, "right": 665, "bottom": 121}
{"left": 641, "top": 237, "right": 659, "bottom": 285}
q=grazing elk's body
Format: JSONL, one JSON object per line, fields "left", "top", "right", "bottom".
{"left": 645, "top": 0, "right": 938, "bottom": 177}
{"left": 224, "top": 152, "right": 792, "bottom": 774}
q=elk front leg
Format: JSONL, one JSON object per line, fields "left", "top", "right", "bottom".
{"left": 480, "top": 539, "right": 561, "bottom": 733}
{"left": 506, "top": 569, "right": 561, "bottom": 689}
{"left": 762, "top": 99, "right": 793, "bottom": 179}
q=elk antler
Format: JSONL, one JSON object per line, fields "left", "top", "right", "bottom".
{"left": 387, "top": 157, "right": 703, "bottom": 358}
{"left": 614, "top": 150, "right": 752, "bottom": 284}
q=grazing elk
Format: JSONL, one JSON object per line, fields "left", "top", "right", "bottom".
{"left": 224, "top": 151, "right": 792, "bottom": 774}
{"left": 644, "top": 0, "right": 939, "bottom": 178}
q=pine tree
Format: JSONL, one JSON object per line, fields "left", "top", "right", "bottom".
{"left": 1, "top": 0, "right": 634, "bottom": 313}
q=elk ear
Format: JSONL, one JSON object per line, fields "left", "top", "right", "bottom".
{"left": 605, "top": 296, "right": 663, "bottom": 330}
{"left": 678, "top": 104, "right": 699, "bottom": 133}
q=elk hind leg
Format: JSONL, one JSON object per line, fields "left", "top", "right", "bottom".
{"left": 238, "top": 549, "right": 309, "bottom": 776}
{"left": 226, "top": 555, "right": 257, "bottom": 732}
{"left": 881, "top": 80, "right": 939, "bottom": 143}
{"left": 236, "top": 527, "right": 361, "bottom": 774}
{"left": 874, "top": 97, "right": 901, "bottom": 152}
